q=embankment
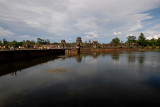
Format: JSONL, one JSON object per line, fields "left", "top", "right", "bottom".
{"left": 0, "top": 49, "right": 65, "bottom": 63}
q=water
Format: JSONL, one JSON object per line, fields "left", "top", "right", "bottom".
{"left": 0, "top": 51, "right": 160, "bottom": 107}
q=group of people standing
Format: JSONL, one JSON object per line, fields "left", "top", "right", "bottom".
{"left": 0, "top": 45, "right": 21, "bottom": 51}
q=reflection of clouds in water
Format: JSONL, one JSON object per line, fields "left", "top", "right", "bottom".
{"left": 113, "top": 60, "right": 121, "bottom": 65}
{"left": 142, "top": 55, "right": 160, "bottom": 69}
{"left": 85, "top": 56, "right": 97, "bottom": 64}
{"left": 47, "top": 68, "right": 71, "bottom": 74}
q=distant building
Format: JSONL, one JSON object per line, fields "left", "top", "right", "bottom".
{"left": 76, "top": 37, "right": 82, "bottom": 46}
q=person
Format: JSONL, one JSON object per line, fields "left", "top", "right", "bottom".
{"left": 12, "top": 46, "right": 14, "bottom": 50}
{"left": 8, "top": 45, "right": 10, "bottom": 50}
{"left": 19, "top": 46, "right": 21, "bottom": 50}
{"left": 0, "top": 45, "right": 1, "bottom": 50}
{"left": 14, "top": 45, "right": 15, "bottom": 50}
{"left": 4, "top": 46, "right": 5, "bottom": 50}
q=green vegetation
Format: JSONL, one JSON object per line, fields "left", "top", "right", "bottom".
{"left": 127, "top": 35, "right": 136, "bottom": 43}
{"left": 110, "top": 37, "right": 120, "bottom": 44}
{"left": 0, "top": 38, "right": 51, "bottom": 48}
{"left": 112, "top": 33, "right": 160, "bottom": 49}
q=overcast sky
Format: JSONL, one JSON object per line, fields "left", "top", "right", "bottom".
{"left": 0, "top": 0, "right": 160, "bottom": 43}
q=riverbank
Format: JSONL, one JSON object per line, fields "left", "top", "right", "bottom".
{"left": 80, "top": 48, "right": 160, "bottom": 52}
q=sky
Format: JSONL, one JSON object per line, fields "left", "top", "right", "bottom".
{"left": 0, "top": 0, "right": 160, "bottom": 43}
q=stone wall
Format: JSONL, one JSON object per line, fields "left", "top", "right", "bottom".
{"left": 0, "top": 49, "right": 65, "bottom": 63}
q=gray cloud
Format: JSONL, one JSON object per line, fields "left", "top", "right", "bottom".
{"left": 0, "top": 26, "right": 14, "bottom": 37}
{"left": 0, "top": 0, "right": 160, "bottom": 42}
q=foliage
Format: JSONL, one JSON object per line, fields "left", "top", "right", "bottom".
{"left": 3, "top": 38, "right": 8, "bottom": 46}
{"left": 37, "top": 38, "right": 50, "bottom": 45}
{"left": 0, "top": 40, "right": 2, "bottom": 46}
{"left": 127, "top": 35, "right": 136, "bottom": 43}
{"left": 82, "top": 43, "right": 87, "bottom": 47}
{"left": 152, "top": 44, "right": 156, "bottom": 49}
{"left": 157, "top": 38, "right": 160, "bottom": 46}
{"left": 110, "top": 37, "right": 120, "bottom": 44}
{"left": 52, "top": 42, "right": 59, "bottom": 44}
{"left": 70, "top": 42, "right": 76, "bottom": 47}
{"left": 137, "top": 33, "right": 147, "bottom": 47}
{"left": 149, "top": 38, "right": 157, "bottom": 46}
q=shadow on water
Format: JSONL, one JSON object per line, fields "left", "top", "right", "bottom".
{"left": 0, "top": 56, "right": 59, "bottom": 76}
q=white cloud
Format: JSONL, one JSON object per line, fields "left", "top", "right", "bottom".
{"left": 127, "top": 34, "right": 134, "bottom": 36}
{"left": 93, "top": 34, "right": 99, "bottom": 39}
{"left": 113, "top": 32, "right": 122, "bottom": 36}
{"left": 0, "top": 26, "right": 14, "bottom": 37}
{"left": 84, "top": 36, "right": 92, "bottom": 39}
{"left": 145, "top": 31, "right": 160, "bottom": 40}
{"left": 84, "top": 31, "right": 99, "bottom": 40}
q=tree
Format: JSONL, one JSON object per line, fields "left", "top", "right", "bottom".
{"left": 45, "top": 39, "right": 50, "bottom": 44}
{"left": 150, "top": 38, "right": 157, "bottom": 46}
{"left": 0, "top": 40, "right": 2, "bottom": 46}
{"left": 37, "top": 38, "right": 50, "bottom": 45}
{"left": 52, "top": 42, "right": 59, "bottom": 44}
{"left": 110, "top": 37, "right": 120, "bottom": 44}
{"left": 3, "top": 38, "right": 8, "bottom": 46}
{"left": 37, "top": 38, "right": 42, "bottom": 45}
{"left": 138, "top": 33, "right": 147, "bottom": 47}
{"left": 127, "top": 35, "right": 136, "bottom": 43}
{"left": 157, "top": 37, "right": 160, "bottom": 48}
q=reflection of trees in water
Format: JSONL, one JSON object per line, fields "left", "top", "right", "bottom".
{"left": 138, "top": 57, "right": 144, "bottom": 64}
{"left": 65, "top": 51, "right": 147, "bottom": 65}
{"left": 138, "top": 52, "right": 145, "bottom": 64}
{"left": 111, "top": 54, "right": 119, "bottom": 61}
{"left": 128, "top": 54, "right": 136, "bottom": 63}
{"left": 80, "top": 51, "right": 121, "bottom": 60}
{"left": 65, "top": 51, "right": 146, "bottom": 65}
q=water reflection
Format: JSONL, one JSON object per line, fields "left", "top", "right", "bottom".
{"left": 0, "top": 51, "right": 157, "bottom": 76}
{"left": 128, "top": 54, "right": 136, "bottom": 63}
{"left": 0, "top": 51, "right": 160, "bottom": 107}
{"left": 47, "top": 68, "right": 71, "bottom": 74}
{"left": 0, "top": 56, "right": 59, "bottom": 76}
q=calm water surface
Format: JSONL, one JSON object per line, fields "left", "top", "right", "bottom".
{"left": 0, "top": 51, "right": 160, "bottom": 107}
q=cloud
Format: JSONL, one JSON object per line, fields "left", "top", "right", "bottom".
{"left": 18, "top": 35, "right": 31, "bottom": 39}
{"left": 145, "top": 31, "right": 160, "bottom": 40}
{"left": 126, "top": 31, "right": 160, "bottom": 40}
{"left": 0, "top": 26, "right": 14, "bottom": 37}
{"left": 113, "top": 32, "right": 122, "bottom": 36}
{"left": 0, "top": 0, "right": 160, "bottom": 42}
{"left": 84, "top": 31, "right": 99, "bottom": 39}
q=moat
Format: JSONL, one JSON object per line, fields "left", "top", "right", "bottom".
{"left": 0, "top": 51, "right": 160, "bottom": 107}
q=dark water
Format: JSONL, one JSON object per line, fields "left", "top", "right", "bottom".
{"left": 0, "top": 51, "right": 160, "bottom": 107}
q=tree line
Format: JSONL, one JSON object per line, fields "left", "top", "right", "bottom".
{"left": 0, "top": 33, "right": 160, "bottom": 48}
{"left": 110, "top": 33, "right": 160, "bottom": 48}
{"left": 0, "top": 38, "right": 56, "bottom": 48}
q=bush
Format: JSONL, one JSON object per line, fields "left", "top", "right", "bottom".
{"left": 119, "top": 46, "right": 122, "bottom": 48}
{"left": 152, "top": 45, "right": 156, "bottom": 49}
